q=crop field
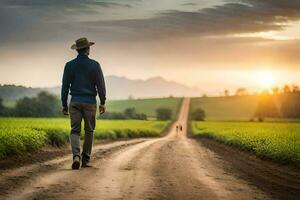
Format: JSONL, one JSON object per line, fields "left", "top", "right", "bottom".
{"left": 192, "top": 121, "right": 300, "bottom": 165}
{"left": 0, "top": 118, "right": 170, "bottom": 158}
{"left": 106, "top": 97, "right": 182, "bottom": 119}
{"left": 190, "top": 96, "right": 259, "bottom": 120}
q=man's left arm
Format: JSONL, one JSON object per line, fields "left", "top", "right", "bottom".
{"left": 61, "top": 64, "right": 71, "bottom": 115}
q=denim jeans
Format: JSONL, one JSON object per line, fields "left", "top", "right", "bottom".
{"left": 69, "top": 102, "right": 97, "bottom": 162}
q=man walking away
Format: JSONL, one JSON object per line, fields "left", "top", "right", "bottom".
{"left": 61, "top": 37, "right": 106, "bottom": 170}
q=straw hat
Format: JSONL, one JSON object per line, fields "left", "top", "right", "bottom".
{"left": 71, "top": 37, "right": 95, "bottom": 50}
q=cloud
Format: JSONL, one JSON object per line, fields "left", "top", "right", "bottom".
{"left": 1, "top": 0, "right": 132, "bottom": 9}
{"left": 1, "top": 0, "right": 300, "bottom": 45}
{"left": 181, "top": 3, "right": 198, "bottom": 6}
{"left": 77, "top": 0, "right": 300, "bottom": 40}
{"left": 0, "top": 0, "right": 135, "bottom": 44}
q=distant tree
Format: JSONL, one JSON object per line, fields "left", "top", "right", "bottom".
{"left": 124, "top": 107, "right": 136, "bottom": 119}
{"left": 283, "top": 85, "right": 291, "bottom": 93}
{"left": 235, "top": 88, "right": 248, "bottom": 96}
{"left": 224, "top": 89, "right": 229, "bottom": 97}
{"left": 0, "top": 98, "right": 4, "bottom": 111}
{"left": 128, "top": 95, "right": 134, "bottom": 100}
{"left": 255, "top": 91, "right": 280, "bottom": 119}
{"left": 134, "top": 113, "right": 147, "bottom": 120}
{"left": 100, "top": 112, "right": 126, "bottom": 120}
{"left": 258, "top": 117, "right": 264, "bottom": 122}
{"left": 191, "top": 108, "right": 206, "bottom": 121}
{"left": 124, "top": 107, "right": 148, "bottom": 120}
{"left": 202, "top": 94, "right": 207, "bottom": 98}
{"left": 0, "top": 84, "right": 41, "bottom": 101}
{"left": 36, "top": 92, "right": 60, "bottom": 117}
{"left": 156, "top": 108, "right": 172, "bottom": 120}
{"left": 0, "top": 98, "right": 4, "bottom": 114}
{"left": 280, "top": 92, "right": 300, "bottom": 118}
{"left": 100, "top": 111, "right": 147, "bottom": 120}
{"left": 292, "top": 85, "right": 299, "bottom": 93}
{"left": 272, "top": 87, "right": 280, "bottom": 95}
{"left": 0, "top": 97, "right": 15, "bottom": 116}
{"left": 15, "top": 97, "right": 38, "bottom": 117}
{"left": 15, "top": 92, "right": 60, "bottom": 117}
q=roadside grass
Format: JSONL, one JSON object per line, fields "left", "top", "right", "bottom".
{"left": 106, "top": 97, "right": 182, "bottom": 119}
{"left": 192, "top": 121, "right": 300, "bottom": 165}
{"left": 0, "top": 118, "right": 170, "bottom": 158}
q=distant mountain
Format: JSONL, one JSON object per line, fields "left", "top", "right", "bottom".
{"left": 104, "top": 75, "right": 203, "bottom": 99}
{"left": 0, "top": 76, "right": 203, "bottom": 101}
{"left": 0, "top": 85, "right": 42, "bottom": 101}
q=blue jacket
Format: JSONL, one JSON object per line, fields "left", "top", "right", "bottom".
{"left": 61, "top": 53, "right": 106, "bottom": 107}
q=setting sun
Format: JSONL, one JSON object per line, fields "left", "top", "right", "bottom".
{"left": 257, "top": 70, "right": 276, "bottom": 89}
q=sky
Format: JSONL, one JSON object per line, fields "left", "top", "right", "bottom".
{"left": 0, "top": 0, "right": 300, "bottom": 94}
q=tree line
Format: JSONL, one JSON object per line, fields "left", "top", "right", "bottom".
{"left": 100, "top": 107, "right": 147, "bottom": 120}
{"left": 255, "top": 90, "right": 300, "bottom": 120}
{"left": 0, "top": 92, "right": 173, "bottom": 120}
{"left": 0, "top": 92, "right": 60, "bottom": 117}
{"left": 0, "top": 84, "right": 42, "bottom": 101}
{"left": 101, "top": 107, "right": 172, "bottom": 120}
{"left": 221, "top": 84, "right": 300, "bottom": 120}
{"left": 224, "top": 84, "right": 300, "bottom": 97}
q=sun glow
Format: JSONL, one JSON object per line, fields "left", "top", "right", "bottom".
{"left": 232, "top": 31, "right": 295, "bottom": 41}
{"left": 256, "top": 70, "right": 276, "bottom": 89}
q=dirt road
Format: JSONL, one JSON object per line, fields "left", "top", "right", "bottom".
{"left": 1, "top": 98, "right": 299, "bottom": 200}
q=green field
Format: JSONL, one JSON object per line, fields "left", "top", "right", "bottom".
{"left": 106, "top": 97, "right": 182, "bottom": 119}
{"left": 0, "top": 118, "right": 170, "bottom": 158}
{"left": 190, "top": 96, "right": 259, "bottom": 120}
{"left": 192, "top": 121, "right": 300, "bottom": 165}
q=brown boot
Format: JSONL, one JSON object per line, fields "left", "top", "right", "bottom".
{"left": 72, "top": 156, "right": 80, "bottom": 170}
{"left": 81, "top": 160, "right": 92, "bottom": 168}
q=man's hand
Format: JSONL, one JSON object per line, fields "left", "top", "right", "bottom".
{"left": 62, "top": 106, "right": 69, "bottom": 116}
{"left": 99, "top": 105, "right": 106, "bottom": 115}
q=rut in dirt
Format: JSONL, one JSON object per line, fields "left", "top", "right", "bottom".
{"left": 1, "top": 98, "right": 299, "bottom": 200}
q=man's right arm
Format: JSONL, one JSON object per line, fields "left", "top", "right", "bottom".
{"left": 61, "top": 64, "right": 71, "bottom": 109}
{"left": 95, "top": 62, "right": 106, "bottom": 114}
{"left": 95, "top": 63, "right": 106, "bottom": 106}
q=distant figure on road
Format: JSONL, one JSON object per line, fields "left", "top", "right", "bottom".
{"left": 180, "top": 124, "right": 183, "bottom": 131}
{"left": 61, "top": 37, "right": 106, "bottom": 170}
{"left": 176, "top": 125, "right": 179, "bottom": 133}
